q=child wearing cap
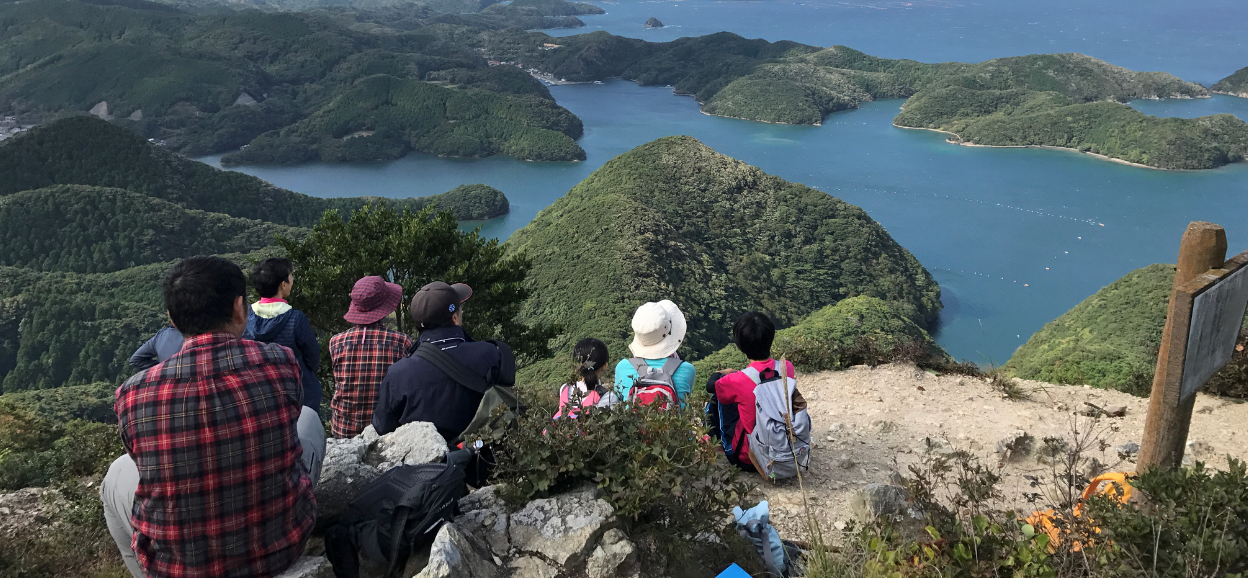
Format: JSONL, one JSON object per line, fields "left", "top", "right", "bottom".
{"left": 328, "top": 276, "right": 412, "bottom": 438}
{"left": 614, "top": 300, "right": 696, "bottom": 406}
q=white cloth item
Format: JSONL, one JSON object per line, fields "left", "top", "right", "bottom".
{"left": 628, "top": 300, "right": 687, "bottom": 359}
{"left": 252, "top": 301, "right": 294, "bottom": 319}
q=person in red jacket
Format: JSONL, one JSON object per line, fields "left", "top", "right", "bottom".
{"left": 705, "top": 312, "right": 795, "bottom": 474}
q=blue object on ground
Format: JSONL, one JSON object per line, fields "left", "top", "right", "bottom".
{"left": 716, "top": 563, "right": 753, "bottom": 578}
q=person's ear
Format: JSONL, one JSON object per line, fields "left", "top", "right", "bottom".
{"left": 167, "top": 311, "right": 179, "bottom": 332}
{"left": 452, "top": 309, "right": 464, "bottom": 326}
{"left": 234, "top": 296, "right": 247, "bottom": 325}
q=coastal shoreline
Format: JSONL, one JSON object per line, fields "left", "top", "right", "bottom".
{"left": 698, "top": 108, "right": 821, "bottom": 126}
{"left": 1212, "top": 89, "right": 1248, "bottom": 99}
{"left": 892, "top": 123, "right": 1169, "bottom": 170}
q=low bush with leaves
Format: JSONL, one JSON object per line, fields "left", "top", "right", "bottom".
{"left": 813, "top": 421, "right": 1248, "bottom": 578}
{"left": 0, "top": 400, "right": 122, "bottom": 492}
{"left": 481, "top": 397, "right": 754, "bottom": 539}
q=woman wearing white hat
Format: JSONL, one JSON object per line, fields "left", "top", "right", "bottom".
{"left": 613, "top": 300, "right": 696, "bottom": 406}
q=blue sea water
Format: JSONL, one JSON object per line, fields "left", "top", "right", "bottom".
{"left": 202, "top": 0, "right": 1248, "bottom": 365}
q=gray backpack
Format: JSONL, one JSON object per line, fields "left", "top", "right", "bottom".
{"left": 627, "top": 357, "right": 681, "bottom": 410}
{"left": 744, "top": 360, "right": 811, "bottom": 480}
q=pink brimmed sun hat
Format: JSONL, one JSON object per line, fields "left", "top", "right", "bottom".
{"left": 628, "top": 300, "right": 687, "bottom": 359}
{"left": 344, "top": 276, "right": 403, "bottom": 325}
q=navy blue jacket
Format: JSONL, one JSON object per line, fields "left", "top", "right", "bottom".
{"left": 128, "top": 326, "right": 185, "bottom": 370}
{"left": 244, "top": 308, "right": 323, "bottom": 411}
{"left": 372, "top": 326, "right": 502, "bottom": 442}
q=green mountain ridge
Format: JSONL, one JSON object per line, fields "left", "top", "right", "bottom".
{"left": 0, "top": 0, "right": 588, "bottom": 162}
{"left": 508, "top": 135, "right": 941, "bottom": 382}
{"left": 221, "top": 74, "right": 585, "bottom": 165}
{"left": 1007, "top": 263, "right": 1248, "bottom": 397}
{"left": 0, "top": 116, "right": 509, "bottom": 223}
{"left": 0, "top": 185, "right": 304, "bottom": 273}
{"left": 1213, "top": 66, "right": 1248, "bottom": 97}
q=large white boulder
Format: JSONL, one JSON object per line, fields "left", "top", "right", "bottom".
{"left": 508, "top": 486, "right": 616, "bottom": 567}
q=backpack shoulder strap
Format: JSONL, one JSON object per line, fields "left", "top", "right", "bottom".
{"left": 628, "top": 357, "right": 649, "bottom": 375}
{"left": 658, "top": 357, "right": 682, "bottom": 380}
{"left": 741, "top": 365, "right": 762, "bottom": 385}
{"left": 414, "top": 342, "right": 490, "bottom": 394}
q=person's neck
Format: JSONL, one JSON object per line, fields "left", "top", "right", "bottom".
{"left": 749, "top": 358, "right": 772, "bottom": 364}
{"left": 258, "top": 296, "right": 287, "bottom": 304}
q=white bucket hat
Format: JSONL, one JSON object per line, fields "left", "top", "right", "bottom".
{"left": 628, "top": 300, "right": 687, "bottom": 359}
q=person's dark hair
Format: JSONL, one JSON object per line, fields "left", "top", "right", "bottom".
{"left": 163, "top": 256, "right": 247, "bottom": 336}
{"left": 250, "top": 257, "right": 294, "bottom": 298}
{"left": 733, "top": 312, "right": 776, "bottom": 361}
{"left": 572, "top": 338, "right": 609, "bottom": 389}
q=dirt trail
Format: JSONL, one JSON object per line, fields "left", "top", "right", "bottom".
{"left": 754, "top": 363, "right": 1248, "bottom": 538}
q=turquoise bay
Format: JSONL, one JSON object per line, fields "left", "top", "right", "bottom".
{"left": 203, "top": 0, "right": 1248, "bottom": 365}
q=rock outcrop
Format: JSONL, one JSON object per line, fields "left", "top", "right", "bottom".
{"left": 415, "top": 485, "right": 635, "bottom": 578}
{"left": 644, "top": 17, "right": 664, "bottom": 28}
{"left": 315, "top": 421, "right": 446, "bottom": 529}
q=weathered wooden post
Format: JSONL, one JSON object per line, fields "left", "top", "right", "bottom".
{"left": 1137, "top": 222, "right": 1248, "bottom": 472}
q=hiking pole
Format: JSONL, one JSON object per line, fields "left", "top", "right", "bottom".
{"left": 776, "top": 357, "right": 822, "bottom": 556}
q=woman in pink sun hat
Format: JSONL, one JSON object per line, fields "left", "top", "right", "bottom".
{"left": 328, "top": 276, "right": 412, "bottom": 438}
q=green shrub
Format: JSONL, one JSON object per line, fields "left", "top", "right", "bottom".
{"left": 1082, "top": 458, "right": 1248, "bottom": 577}
{"left": 693, "top": 296, "right": 950, "bottom": 377}
{"left": 0, "top": 402, "right": 123, "bottom": 491}
{"left": 481, "top": 399, "right": 754, "bottom": 537}
{"left": 835, "top": 436, "right": 1248, "bottom": 578}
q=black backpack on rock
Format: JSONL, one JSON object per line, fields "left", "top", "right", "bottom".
{"left": 324, "top": 449, "right": 472, "bottom": 578}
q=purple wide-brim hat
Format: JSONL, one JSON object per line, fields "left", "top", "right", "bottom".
{"left": 344, "top": 276, "right": 403, "bottom": 325}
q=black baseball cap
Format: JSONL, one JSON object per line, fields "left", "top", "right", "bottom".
{"left": 411, "top": 281, "right": 472, "bottom": 328}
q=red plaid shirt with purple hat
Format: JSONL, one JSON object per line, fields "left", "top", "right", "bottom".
{"left": 329, "top": 276, "right": 412, "bottom": 438}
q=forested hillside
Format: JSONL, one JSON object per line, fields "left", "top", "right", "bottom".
{"left": 1213, "top": 66, "right": 1248, "bottom": 97}
{"left": 221, "top": 75, "right": 585, "bottom": 164}
{"left": 1007, "top": 263, "right": 1248, "bottom": 398}
{"left": 0, "top": 117, "right": 507, "bottom": 224}
{"left": 0, "top": 185, "right": 304, "bottom": 273}
{"left": 0, "top": 257, "right": 229, "bottom": 393}
{"left": 692, "top": 296, "right": 949, "bottom": 377}
{"left": 0, "top": 0, "right": 587, "bottom": 162}
{"left": 509, "top": 136, "right": 942, "bottom": 381}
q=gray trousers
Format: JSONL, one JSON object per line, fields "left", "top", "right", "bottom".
{"left": 100, "top": 407, "right": 326, "bottom": 578}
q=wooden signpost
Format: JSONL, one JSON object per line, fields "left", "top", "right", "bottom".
{"left": 1138, "top": 222, "right": 1248, "bottom": 472}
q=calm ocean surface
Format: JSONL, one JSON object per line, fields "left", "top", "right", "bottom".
{"left": 202, "top": 0, "right": 1248, "bottom": 365}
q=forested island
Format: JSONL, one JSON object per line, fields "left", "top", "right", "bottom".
{"left": 1213, "top": 67, "right": 1248, "bottom": 97}
{"left": 4, "top": 0, "right": 1243, "bottom": 169}
{"left": 504, "top": 35, "right": 1247, "bottom": 169}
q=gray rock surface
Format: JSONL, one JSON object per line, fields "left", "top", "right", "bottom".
{"left": 585, "top": 528, "right": 638, "bottom": 578}
{"left": 644, "top": 16, "right": 664, "bottom": 28}
{"left": 368, "top": 422, "right": 447, "bottom": 471}
{"left": 316, "top": 437, "right": 382, "bottom": 530}
{"left": 1116, "top": 441, "right": 1140, "bottom": 457}
{"left": 853, "top": 483, "right": 912, "bottom": 520}
{"left": 275, "top": 556, "right": 334, "bottom": 578}
{"left": 995, "top": 430, "right": 1034, "bottom": 461}
{"left": 455, "top": 486, "right": 511, "bottom": 558}
{"left": 507, "top": 556, "right": 557, "bottom": 578}
{"left": 509, "top": 487, "right": 616, "bottom": 566}
{"left": 414, "top": 523, "right": 499, "bottom": 578}
{"left": 360, "top": 424, "right": 380, "bottom": 446}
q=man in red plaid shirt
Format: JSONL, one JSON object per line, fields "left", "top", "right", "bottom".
{"left": 100, "top": 256, "right": 326, "bottom": 578}
{"left": 329, "top": 276, "right": 412, "bottom": 438}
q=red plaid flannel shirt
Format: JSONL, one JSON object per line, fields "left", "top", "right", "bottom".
{"left": 329, "top": 324, "right": 413, "bottom": 438}
{"left": 114, "top": 332, "right": 316, "bottom": 578}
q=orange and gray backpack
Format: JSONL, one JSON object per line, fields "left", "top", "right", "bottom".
{"left": 626, "top": 357, "right": 681, "bottom": 410}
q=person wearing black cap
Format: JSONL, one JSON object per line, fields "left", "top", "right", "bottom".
{"left": 371, "top": 281, "right": 509, "bottom": 441}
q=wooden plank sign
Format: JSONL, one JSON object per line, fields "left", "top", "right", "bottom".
{"left": 1138, "top": 222, "right": 1243, "bottom": 472}
{"left": 1181, "top": 260, "right": 1248, "bottom": 402}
